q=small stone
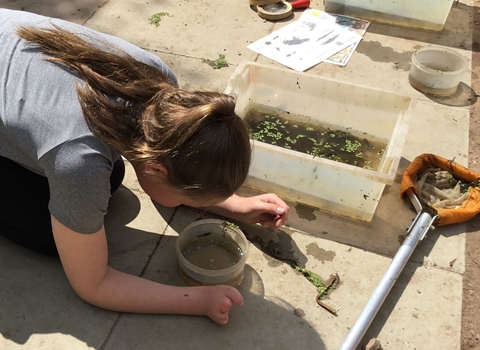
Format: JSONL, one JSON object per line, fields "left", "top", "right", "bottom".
{"left": 365, "top": 338, "right": 383, "bottom": 350}
{"left": 293, "top": 308, "right": 306, "bottom": 317}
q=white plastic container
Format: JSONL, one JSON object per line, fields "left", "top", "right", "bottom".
{"left": 324, "top": 0, "right": 454, "bottom": 31}
{"left": 175, "top": 219, "right": 249, "bottom": 286}
{"left": 225, "top": 62, "right": 416, "bottom": 221}
{"left": 409, "top": 46, "right": 468, "bottom": 97}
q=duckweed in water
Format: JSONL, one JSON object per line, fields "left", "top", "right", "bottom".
{"left": 245, "top": 107, "right": 387, "bottom": 170}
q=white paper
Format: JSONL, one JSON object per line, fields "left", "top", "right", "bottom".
{"left": 324, "top": 38, "right": 361, "bottom": 66}
{"left": 324, "top": 13, "right": 371, "bottom": 66}
{"left": 247, "top": 10, "right": 361, "bottom": 71}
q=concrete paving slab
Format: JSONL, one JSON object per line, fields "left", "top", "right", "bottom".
{"left": 0, "top": 0, "right": 105, "bottom": 23}
{"left": 0, "top": 1, "right": 473, "bottom": 349}
{"left": 157, "top": 51, "right": 242, "bottom": 92}
{"left": 0, "top": 163, "right": 173, "bottom": 350}
{"left": 361, "top": 263, "right": 462, "bottom": 349}
{"left": 403, "top": 100, "right": 470, "bottom": 163}
{"left": 99, "top": 205, "right": 462, "bottom": 350}
{"left": 263, "top": 233, "right": 462, "bottom": 350}
{"left": 0, "top": 236, "right": 117, "bottom": 350}
{"left": 1, "top": 161, "right": 463, "bottom": 350}
{"left": 84, "top": 0, "right": 272, "bottom": 64}
{"left": 101, "top": 208, "right": 327, "bottom": 350}
{"left": 104, "top": 170, "right": 175, "bottom": 275}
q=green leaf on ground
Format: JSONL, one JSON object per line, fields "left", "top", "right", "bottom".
{"left": 209, "top": 54, "right": 229, "bottom": 69}
{"left": 149, "top": 12, "right": 171, "bottom": 27}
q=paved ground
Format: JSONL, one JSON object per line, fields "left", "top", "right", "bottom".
{"left": 0, "top": 1, "right": 475, "bottom": 349}
{"left": 462, "top": 2, "right": 480, "bottom": 347}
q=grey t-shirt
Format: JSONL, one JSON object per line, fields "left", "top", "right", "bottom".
{"left": 0, "top": 9, "right": 178, "bottom": 233}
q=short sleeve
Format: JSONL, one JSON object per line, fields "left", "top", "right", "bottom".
{"left": 40, "top": 137, "right": 117, "bottom": 233}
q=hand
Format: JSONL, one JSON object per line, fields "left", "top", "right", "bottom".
{"left": 202, "top": 285, "right": 243, "bottom": 325}
{"left": 242, "top": 193, "right": 290, "bottom": 228}
{"left": 232, "top": 193, "right": 290, "bottom": 228}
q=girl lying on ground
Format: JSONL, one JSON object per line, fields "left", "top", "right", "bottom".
{"left": 0, "top": 9, "right": 289, "bottom": 325}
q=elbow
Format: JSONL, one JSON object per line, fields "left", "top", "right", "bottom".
{"left": 71, "top": 283, "right": 103, "bottom": 307}
{"left": 66, "top": 272, "right": 110, "bottom": 308}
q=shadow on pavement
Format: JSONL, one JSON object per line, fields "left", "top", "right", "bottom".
{"left": 0, "top": 186, "right": 326, "bottom": 349}
{"left": 0, "top": 0, "right": 105, "bottom": 24}
{"left": 362, "top": 2, "right": 475, "bottom": 52}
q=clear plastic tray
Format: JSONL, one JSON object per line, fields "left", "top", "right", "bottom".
{"left": 225, "top": 62, "right": 417, "bottom": 221}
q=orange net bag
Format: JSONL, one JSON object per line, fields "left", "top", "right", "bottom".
{"left": 400, "top": 153, "right": 480, "bottom": 226}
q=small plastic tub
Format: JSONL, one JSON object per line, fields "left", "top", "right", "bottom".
{"left": 175, "top": 219, "right": 249, "bottom": 287}
{"left": 409, "top": 46, "right": 468, "bottom": 97}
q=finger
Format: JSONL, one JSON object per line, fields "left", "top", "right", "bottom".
{"left": 260, "top": 209, "right": 289, "bottom": 228}
{"left": 221, "top": 297, "right": 233, "bottom": 313}
{"left": 274, "top": 210, "right": 289, "bottom": 227}
{"left": 225, "top": 287, "right": 244, "bottom": 306}
{"left": 215, "top": 313, "right": 229, "bottom": 326}
{"left": 256, "top": 201, "right": 286, "bottom": 217}
{"left": 261, "top": 193, "right": 289, "bottom": 208}
{"left": 261, "top": 217, "right": 283, "bottom": 229}
{"left": 222, "top": 314, "right": 229, "bottom": 325}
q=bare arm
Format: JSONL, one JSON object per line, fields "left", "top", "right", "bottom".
{"left": 51, "top": 215, "right": 242, "bottom": 324}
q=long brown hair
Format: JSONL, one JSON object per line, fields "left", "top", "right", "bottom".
{"left": 17, "top": 25, "right": 251, "bottom": 199}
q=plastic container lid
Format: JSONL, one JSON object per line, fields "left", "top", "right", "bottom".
{"left": 257, "top": 1, "right": 293, "bottom": 21}
{"left": 249, "top": 0, "right": 280, "bottom": 5}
